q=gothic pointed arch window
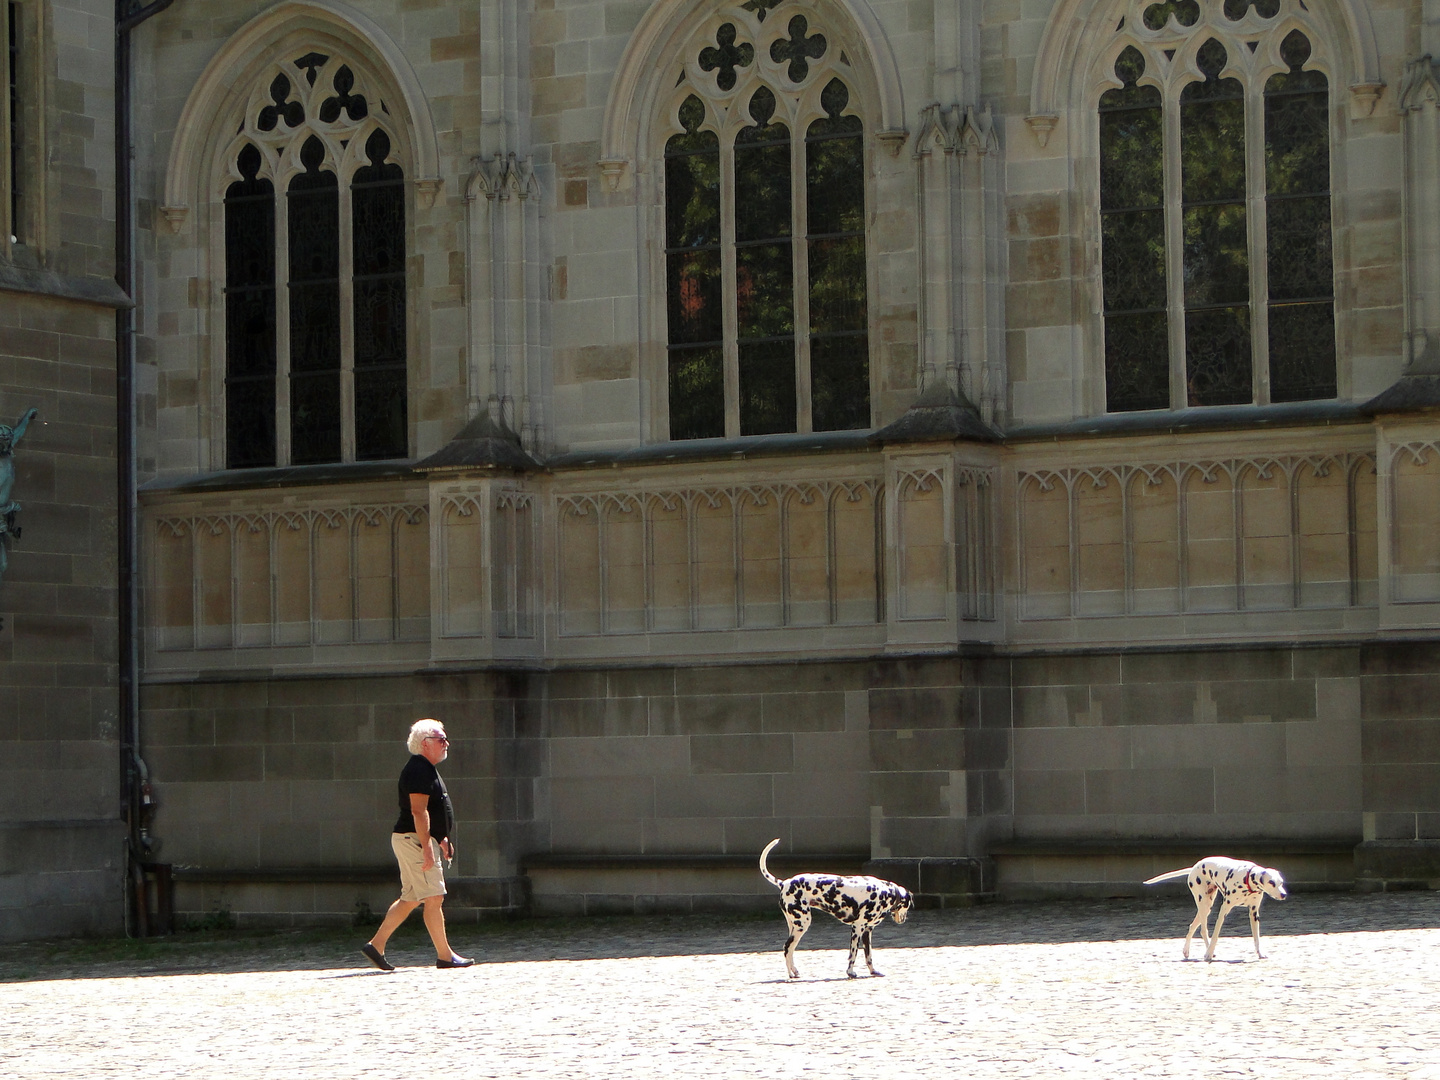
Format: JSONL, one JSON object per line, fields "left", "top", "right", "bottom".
{"left": 222, "top": 52, "right": 407, "bottom": 468}
{"left": 1098, "top": 0, "right": 1336, "bottom": 412}
{"left": 662, "top": 5, "right": 871, "bottom": 440}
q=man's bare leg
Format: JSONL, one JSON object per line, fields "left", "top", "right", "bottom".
{"left": 368, "top": 897, "right": 419, "bottom": 955}
{"left": 422, "top": 895, "right": 468, "bottom": 962}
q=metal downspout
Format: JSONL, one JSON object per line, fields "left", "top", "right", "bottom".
{"left": 115, "top": 0, "right": 175, "bottom": 935}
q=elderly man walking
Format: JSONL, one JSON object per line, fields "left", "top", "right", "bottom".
{"left": 361, "top": 718, "right": 474, "bottom": 970}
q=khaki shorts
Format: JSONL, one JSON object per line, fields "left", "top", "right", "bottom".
{"left": 392, "top": 832, "right": 446, "bottom": 902}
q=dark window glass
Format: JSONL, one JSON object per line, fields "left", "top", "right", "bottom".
{"left": 664, "top": 96, "right": 724, "bottom": 439}
{"left": 1265, "top": 30, "right": 1335, "bottom": 402}
{"left": 1181, "top": 38, "right": 1252, "bottom": 405}
{"left": 288, "top": 135, "right": 342, "bottom": 465}
{"left": 668, "top": 346, "right": 725, "bottom": 442}
{"left": 352, "top": 128, "right": 407, "bottom": 459}
{"left": 223, "top": 143, "right": 277, "bottom": 469}
{"left": 807, "top": 79, "right": 868, "bottom": 430}
{"left": 1100, "top": 47, "right": 1169, "bottom": 412}
{"left": 1142, "top": 0, "right": 1199, "bottom": 29}
{"left": 739, "top": 339, "right": 796, "bottom": 435}
{"left": 736, "top": 86, "right": 795, "bottom": 435}
{"left": 1222, "top": 0, "right": 1279, "bottom": 19}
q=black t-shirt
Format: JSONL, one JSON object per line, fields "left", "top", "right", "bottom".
{"left": 393, "top": 754, "right": 455, "bottom": 841}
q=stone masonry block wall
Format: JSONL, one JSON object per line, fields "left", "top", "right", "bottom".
{"left": 0, "top": 293, "right": 125, "bottom": 940}
{"left": 540, "top": 661, "right": 873, "bottom": 857}
{"left": 139, "top": 641, "right": 1429, "bottom": 919}
{"left": 2, "top": 0, "right": 127, "bottom": 945}
{"left": 1009, "top": 647, "right": 1364, "bottom": 841}
{"left": 142, "top": 671, "right": 540, "bottom": 924}
{"left": 1359, "top": 642, "right": 1440, "bottom": 842}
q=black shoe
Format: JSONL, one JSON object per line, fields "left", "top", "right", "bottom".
{"left": 361, "top": 943, "right": 394, "bottom": 972}
{"left": 436, "top": 955, "right": 475, "bottom": 969}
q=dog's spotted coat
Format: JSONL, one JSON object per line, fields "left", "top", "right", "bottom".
{"left": 1144, "top": 856, "right": 1288, "bottom": 961}
{"left": 759, "top": 839, "right": 913, "bottom": 979}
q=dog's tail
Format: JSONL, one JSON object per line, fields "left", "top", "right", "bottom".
{"left": 1142, "top": 868, "right": 1191, "bottom": 886}
{"left": 759, "top": 838, "right": 783, "bottom": 889}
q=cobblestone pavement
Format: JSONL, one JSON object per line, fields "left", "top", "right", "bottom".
{"left": 3, "top": 890, "right": 1439, "bottom": 1079}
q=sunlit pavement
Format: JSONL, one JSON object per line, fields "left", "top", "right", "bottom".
{"left": 3, "top": 890, "right": 1438, "bottom": 1078}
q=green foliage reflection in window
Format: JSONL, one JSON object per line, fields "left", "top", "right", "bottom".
{"left": 1097, "top": 10, "right": 1335, "bottom": 413}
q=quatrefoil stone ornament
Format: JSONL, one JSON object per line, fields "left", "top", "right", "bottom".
{"left": 699, "top": 23, "right": 754, "bottom": 92}
{"left": 771, "top": 15, "right": 827, "bottom": 84}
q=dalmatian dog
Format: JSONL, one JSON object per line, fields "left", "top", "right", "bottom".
{"left": 1144, "top": 857, "right": 1288, "bottom": 961}
{"left": 759, "top": 838, "right": 913, "bottom": 979}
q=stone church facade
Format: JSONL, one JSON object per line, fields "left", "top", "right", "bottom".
{"left": 7, "top": 0, "right": 1440, "bottom": 936}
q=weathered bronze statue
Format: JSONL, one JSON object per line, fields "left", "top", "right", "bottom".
{"left": 0, "top": 408, "right": 39, "bottom": 591}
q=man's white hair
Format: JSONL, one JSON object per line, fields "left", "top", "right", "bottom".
{"left": 407, "top": 717, "right": 446, "bottom": 755}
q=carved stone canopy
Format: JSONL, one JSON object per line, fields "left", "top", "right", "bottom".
{"left": 1361, "top": 340, "right": 1440, "bottom": 415}
{"left": 416, "top": 413, "right": 542, "bottom": 473}
{"left": 870, "top": 383, "right": 1001, "bottom": 445}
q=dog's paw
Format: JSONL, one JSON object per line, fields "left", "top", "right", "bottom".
{"left": 869, "top": 970, "right": 884, "bottom": 977}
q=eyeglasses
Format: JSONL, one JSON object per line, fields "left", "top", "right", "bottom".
{"left": 424, "top": 735, "right": 449, "bottom": 744}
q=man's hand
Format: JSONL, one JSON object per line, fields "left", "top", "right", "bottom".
{"left": 440, "top": 839, "right": 454, "bottom": 862}
{"left": 411, "top": 793, "right": 436, "bottom": 871}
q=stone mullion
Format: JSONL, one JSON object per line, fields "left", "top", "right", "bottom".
{"left": 732, "top": 492, "right": 746, "bottom": 628}
{"left": 721, "top": 134, "right": 740, "bottom": 438}
{"left": 780, "top": 490, "right": 792, "bottom": 627}
{"left": 598, "top": 502, "right": 612, "bottom": 634}
{"left": 389, "top": 509, "right": 402, "bottom": 642}
{"left": 1288, "top": 464, "right": 1304, "bottom": 609}
{"left": 1233, "top": 467, "right": 1246, "bottom": 611}
{"left": 189, "top": 519, "right": 203, "bottom": 649}
{"left": 793, "top": 127, "right": 812, "bottom": 433}
{"left": 686, "top": 494, "right": 700, "bottom": 632}
{"left": 274, "top": 187, "right": 293, "bottom": 466}
{"left": 1066, "top": 474, "right": 1080, "bottom": 619}
{"left": 1163, "top": 88, "right": 1186, "bottom": 411}
{"left": 228, "top": 518, "right": 240, "bottom": 649}
{"left": 1245, "top": 81, "right": 1270, "bottom": 406}
{"left": 825, "top": 487, "right": 839, "bottom": 626}
{"left": 1346, "top": 456, "right": 1363, "bottom": 608}
{"left": 267, "top": 514, "right": 281, "bottom": 647}
{"left": 1121, "top": 469, "right": 1136, "bottom": 616}
{"left": 1177, "top": 467, "right": 1192, "bottom": 613}
{"left": 338, "top": 178, "right": 356, "bottom": 462}
{"left": 872, "top": 484, "right": 886, "bottom": 624}
{"left": 642, "top": 496, "right": 656, "bottom": 633}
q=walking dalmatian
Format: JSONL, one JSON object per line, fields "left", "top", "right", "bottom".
{"left": 1144, "top": 857, "right": 1288, "bottom": 961}
{"left": 759, "top": 838, "right": 913, "bottom": 979}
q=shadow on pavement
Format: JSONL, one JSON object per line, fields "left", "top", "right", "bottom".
{"left": 3, "top": 890, "right": 1437, "bottom": 982}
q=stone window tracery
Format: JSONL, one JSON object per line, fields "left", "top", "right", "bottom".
{"left": 222, "top": 52, "right": 407, "bottom": 469}
{"left": 663, "top": 5, "right": 870, "bottom": 440}
{"left": 1098, "top": 0, "right": 1336, "bottom": 413}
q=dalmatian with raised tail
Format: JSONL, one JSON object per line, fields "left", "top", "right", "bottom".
{"left": 1144, "top": 857, "right": 1288, "bottom": 961}
{"left": 760, "top": 838, "right": 913, "bottom": 979}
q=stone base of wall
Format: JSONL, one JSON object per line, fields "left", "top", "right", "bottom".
{"left": 0, "top": 821, "right": 126, "bottom": 942}
{"left": 991, "top": 841, "right": 1356, "bottom": 900}
{"left": 864, "top": 858, "right": 996, "bottom": 907}
{"left": 173, "top": 871, "right": 527, "bottom": 929}
{"left": 523, "top": 854, "right": 869, "bottom": 916}
{"left": 1353, "top": 841, "right": 1440, "bottom": 892}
